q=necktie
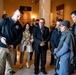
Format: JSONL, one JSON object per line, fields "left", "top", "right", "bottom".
{"left": 41, "top": 28, "right": 44, "bottom": 41}
{"left": 41, "top": 28, "right": 43, "bottom": 34}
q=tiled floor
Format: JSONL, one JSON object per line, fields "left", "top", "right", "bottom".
{"left": 13, "top": 50, "right": 76, "bottom": 75}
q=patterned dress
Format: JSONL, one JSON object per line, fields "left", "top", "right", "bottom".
{"left": 20, "top": 29, "right": 33, "bottom": 52}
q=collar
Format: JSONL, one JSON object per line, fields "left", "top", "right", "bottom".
{"left": 9, "top": 17, "right": 16, "bottom": 25}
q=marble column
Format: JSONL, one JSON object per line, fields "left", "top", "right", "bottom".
{"left": 0, "top": 0, "right": 3, "bottom": 19}
{"left": 39, "top": 0, "right": 51, "bottom": 28}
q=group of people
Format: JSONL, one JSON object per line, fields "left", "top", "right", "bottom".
{"left": 50, "top": 11, "right": 76, "bottom": 75}
{"left": 0, "top": 9, "right": 76, "bottom": 75}
{"left": 19, "top": 18, "right": 49, "bottom": 75}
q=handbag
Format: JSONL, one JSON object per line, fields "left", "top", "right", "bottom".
{"left": 26, "top": 45, "right": 33, "bottom": 52}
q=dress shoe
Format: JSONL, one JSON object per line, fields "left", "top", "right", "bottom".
{"left": 41, "top": 71, "right": 47, "bottom": 75}
{"left": 34, "top": 70, "right": 38, "bottom": 75}
{"left": 12, "top": 70, "right": 15, "bottom": 74}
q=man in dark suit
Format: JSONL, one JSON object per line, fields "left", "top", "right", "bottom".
{"left": 50, "top": 19, "right": 63, "bottom": 75}
{"left": 33, "top": 18, "right": 49, "bottom": 75}
{"left": 71, "top": 10, "right": 76, "bottom": 70}
{"left": 30, "top": 19, "right": 39, "bottom": 60}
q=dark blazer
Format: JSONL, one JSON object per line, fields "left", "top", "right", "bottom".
{"left": 0, "top": 18, "right": 22, "bottom": 48}
{"left": 33, "top": 26, "right": 49, "bottom": 51}
{"left": 50, "top": 28, "right": 61, "bottom": 52}
{"left": 72, "top": 23, "right": 76, "bottom": 32}
{"left": 72, "top": 23, "right": 76, "bottom": 43}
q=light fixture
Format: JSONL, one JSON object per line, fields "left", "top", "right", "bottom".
{"left": 31, "top": 15, "right": 36, "bottom": 21}
{"left": 32, "top": 0, "right": 39, "bottom": 3}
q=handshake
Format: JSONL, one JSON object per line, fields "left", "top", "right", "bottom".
{"left": 40, "top": 41, "right": 45, "bottom": 46}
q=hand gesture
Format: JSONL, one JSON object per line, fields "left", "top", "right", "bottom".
{"left": 54, "top": 56, "right": 57, "bottom": 59}
{"left": 1, "top": 37, "right": 7, "bottom": 45}
{"left": 54, "top": 48, "right": 57, "bottom": 51}
{"left": 40, "top": 41, "right": 45, "bottom": 46}
{"left": 8, "top": 45, "right": 14, "bottom": 51}
{"left": 24, "top": 41, "right": 28, "bottom": 45}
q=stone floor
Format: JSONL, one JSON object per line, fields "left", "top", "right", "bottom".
{"left": 12, "top": 50, "right": 76, "bottom": 75}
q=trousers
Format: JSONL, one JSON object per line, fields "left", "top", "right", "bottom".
{"left": 0, "top": 47, "right": 15, "bottom": 75}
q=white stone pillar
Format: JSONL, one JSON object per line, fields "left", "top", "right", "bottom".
{"left": 0, "top": 0, "right": 3, "bottom": 19}
{"left": 39, "top": 0, "right": 51, "bottom": 28}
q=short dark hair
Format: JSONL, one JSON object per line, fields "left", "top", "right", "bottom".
{"left": 57, "top": 19, "right": 63, "bottom": 22}
{"left": 19, "top": 9, "right": 24, "bottom": 14}
{"left": 39, "top": 18, "right": 45, "bottom": 22}
{"left": 71, "top": 10, "right": 76, "bottom": 15}
{"left": 2, "top": 14, "right": 7, "bottom": 18}
{"left": 36, "top": 19, "right": 39, "bottom": 22}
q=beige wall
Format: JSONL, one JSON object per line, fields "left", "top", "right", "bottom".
{"left": 3, "top": 0, "right": 39, "bottom": 20}
{"left": 52, "top": 0, "right": 76, "bottom": 26}
{"left": 3, "top": 0, "right": 76, "bottom": 26}
{"left": 0, "top": 0, "right": 3, "bottom": 19}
